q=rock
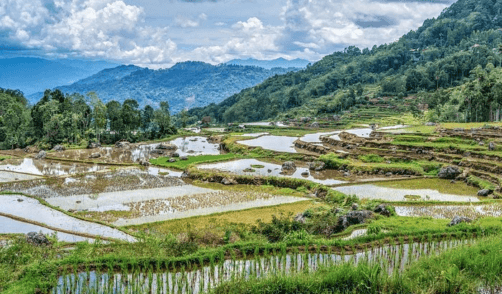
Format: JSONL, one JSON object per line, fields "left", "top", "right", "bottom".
{"left": 351, "top": 203, "right": 359, "bottom": 210}
{"left": 301, "top": 171, "right": 309, "bottom": 176}
{"left": 180, "top": 155, "right": 188, "bottom": 161}
{"left": 26, "top": 232, "right": 50, "bottom": 246}
{"left": 477, "top": 189, "right": 491, "bottom": 197}
{"left": 150, "top": 149, "right": 164, "bottom": 155}
{"left": 425, "top": 122, "right": 436, "bottom": 126}
{"left": 343, "top": 172, "right": 351, "bottom": 177}
{"left": 450, "top": 180, "right": 456, "bottom": 184}
{"left": 335, "top": 210, "right": 373, "bottom": 233}
{"left": 139, "top": 159, "right": 150, "bottom": 166}
{"left": 489, "top": 142, "right": 496, "bottom": 151}
{"left": 267, "top": 169, "right": 272, "bottom": 173}
{"left": 87, "top": 142, "right": 101, "bottom": 149}
{"left": 308, "top": 161, "right": 325, "bottom": 171}
{"left": 281, "top": 161, "right": 296, "bottom": 171}
{"left": 310, "top": 122, "right": 319, "bottom": 128}
{"left": 374, "top": 204, "right": 392, "bottom": 217}
{"left": 115, "top": 140, "right": 130, "bottom": 148}
{"left": 437, "top": 166, "right": 461, "bottom": 179}
{"left": 89, "top": 152, "right": 101, "bottom": 159}
{"left": 52, "top": 145, "right": 65, "bottom": 152}
{"left": 157, "top": 143, "right": 177, "bottom": 150}
{"left": 385, "top": 172, "right": 392, "bottom": 177}
{"left": 479, "top": 141, "right": 485, "bottom": 146}
{"left": 169, "top": 158, "right": 176, "bottom": 163}
{"left": 35, "top": 150, "right": 46, "bottom": 159}
{"left": 221, "top": 178, "right": 236, "bottom": 185}
{"left": 448, "top": 216, "right": 472, "bottom": 227}
{"left": 172, "top": 152, "right": 180, "bottom": 158}
{"left": 269, "top": 122, "right": 276, "bottom": 126}
{"left": 294, "top": 213, "right": 306, "bottom": 224}
{"left": 181, "top": 171, "right": 190, "bottom": 178}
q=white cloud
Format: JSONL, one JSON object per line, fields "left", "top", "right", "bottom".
{"left": 175, "top": 15, "right": 200, "bottom": 28}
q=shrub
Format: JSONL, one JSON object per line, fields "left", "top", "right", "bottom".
{"left": 319, "top": 153, "right": 349, "bottom": 169}
{"left": 359, "top": 154, "right": 384, "bottom": 163}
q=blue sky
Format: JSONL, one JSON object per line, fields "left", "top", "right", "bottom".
{"left": 0, "top": 0, "right": 455, "bottom": 68}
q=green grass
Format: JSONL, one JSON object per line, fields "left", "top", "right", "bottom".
{"left": 358, "top": 154, "right": 384, "bottom": 163}
{"left": 467, "top": 175, "right": 497, "bottom": 191}
{"left": 251, "top": 164, "right": 265, "bottom": 168}
{"left": 150, "top": 153, "right": 241, "bottom": 170}
{"left": 375, "top": 178, "right": 479, "bottom": 196}
{"left": 0, "top": 155, "right": 10, "bottom": 161}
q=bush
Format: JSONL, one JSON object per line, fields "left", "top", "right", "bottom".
{"left": 319, "top": 153, "right": 349, "bottom": 169}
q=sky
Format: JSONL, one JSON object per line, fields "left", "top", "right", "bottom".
{"left": 0, "top": 0, "right": 456, "bottom": 69}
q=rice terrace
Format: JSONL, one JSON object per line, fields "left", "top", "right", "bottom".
{"left": 3, "top": 0, "right": 502, "bottom": 293}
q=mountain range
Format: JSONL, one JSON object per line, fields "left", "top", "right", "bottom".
{"left": 0, "top": 57, "right": 117, "bottom": 95}
{"left": 27, "top": 62, "right": 300, "bottom": 113}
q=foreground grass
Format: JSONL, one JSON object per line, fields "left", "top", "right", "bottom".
{"left": 212, "top": 234, "right": 502, "bottom": 294}
{"left": 374, "top": 178, "right": 479, "bottom": 196}
{"left": 150, "top": 153, "right": 241, "bottom": 170}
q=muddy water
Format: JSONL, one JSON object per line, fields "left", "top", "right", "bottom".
{"left": 197, "top": 159, "right": 346, "bottom": 186}
{"left": 52, "top": 239, "right": 473, "bottom": 294}
{"left": 395, "top": 204, "right": 502, "bottom": 219}
{"left": 50, "top": 137, "right": 220, "bottom": 163}
{"left": 0, "top": 158, "right": 108, "bottom": 176}
{"left": 0, "top": 195, "right": 136, "bottom": 241}
{"left": 0, "top": 215, "right": 95, "bottom": 243}
{"left": 333, "top": 184, "right": 480, "bottom": 202}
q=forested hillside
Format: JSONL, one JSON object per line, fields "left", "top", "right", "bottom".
{"left": 27, "top": 62, "right": 299, "bottom": 114}
{"left": 185, "top": 0, "right": 502, "bottom": 124}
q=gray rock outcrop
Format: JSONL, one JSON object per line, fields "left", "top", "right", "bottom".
{"left": 35, "top": 150, "right": 46, "bottom": 159}
{"left": 26, "top": 232, "right": 50, "bottom": 246}
{"left": 437, "top": 166, "right": 461, "bottom": 179}
{"left": 448, "top": 216, "right": 472, "bottom": 227}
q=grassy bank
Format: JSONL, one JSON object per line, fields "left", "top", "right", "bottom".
{"left": 150, "top": 153, "right": 242, "bottom": 170}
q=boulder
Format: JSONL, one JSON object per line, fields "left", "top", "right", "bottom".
{"left": 437, "top": 166, "right": 461, "bottom": 179}
{"left": 180, "top": 155, "right": 188, "bottom": 161}
{"left": 139, "top": 159, "right": 150, "bottom": 167}
{"left": 115, "top": 140, "right": 130, "bottom": 148}
{"left": 294, "top": 213, "right": 306, "bottom": 224}
{"left": 221, "top": 178, "right": 236, "bottom": 185}
{"left": 351, "top": 203, "right": 359, "bottom": 210}
{"left": 89, "top": 152, "right": 101, "bottom": 159}
{"left": 301, "top": 171, "right": 309, "bottom": 176}
{"left": 477, "top": 189, "right": 491, "bottom": 197}
{"left": 385, "top": 172, "right": 393, "bottom": 177}
{"left": 281, "top": 161, "right": 296, "bottom": 171}
{"left": 172, "top": 152, "right": 180, "bottom": 158}
{"left": 335, "top": 210, "right": 373, "bottom": 233}
{"left": 157, "top": 143, "right": 177, "bottom": 150}
{"left": 87, "top": 142, "right": 101, "bottom": 149}
{"left": 26, "top": 232, "right": 50, "bottom": 246}
{"left": 35, "top": 150, "right": 46, "bottom": 160}
{"left": 479, "top": 141, "right": 485, "bottom": 146}
{"left": 168, "top": 158, "right": 176, "bottom": 163}
{"left": 374, "top": 204, "right": 392, "bottom": 217}
{"left": 52, "top": 145, "right": 65, "bottom": 152}
{"left": 425, "top": 122, "right": 436, "bottom": 126}
{"left": 269, "top": 122, "right": 276, "bottom": 126}
{"left": 489, "top": 142, "right": 496, "bottom": 151}
{"left": 310, "top": 122, "right": 320, "bottom": 128}
{"left": 448, "top": 216, "right": 472, "bottom": 227}
{"left": 343, "top": 172, "right": 351, "bottom": 177}
{"left": 150, "top": 149, "right": 164, "bottom": 155}
{"left": 308, "top": 161, "right": 325, "bottom": 171}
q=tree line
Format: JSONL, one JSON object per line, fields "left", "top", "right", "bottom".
{"left": 0, "top": 89, "right": 176, "bottom": 150}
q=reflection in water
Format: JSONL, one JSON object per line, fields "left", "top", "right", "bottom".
{"left": 52, "top": 239, "right": 473, "bottom": 294}
{"left": 237, "top": 136, "right": 298, "bottom": 153}
{"left": 333, "top": 184, "right": 480, "bottom": 202}
{"left": 0, "top": 158, "right": 107, "bottom": 176}
{"left": 198, "top": 159, "right": 345, "bottom": 186}
{"left": 0, "top": 215, "right": 95, "bottom": 243}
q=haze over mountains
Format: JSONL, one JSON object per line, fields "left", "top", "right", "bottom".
{"left": 225, "top": 58, "right": 310, "bottom": 69}
{"left": 0, "top": 58, "right": 117, "bottom": 95}
{"left": 25, "top": 61, "right": 302, "bottom": 114}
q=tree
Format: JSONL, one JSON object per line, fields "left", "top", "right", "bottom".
{"left": 88, "top": 92, "right": 107, "bottom": 143}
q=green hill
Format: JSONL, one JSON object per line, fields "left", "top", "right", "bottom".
{"left": 184, "top": 0, "right": 502, "bottom": 124}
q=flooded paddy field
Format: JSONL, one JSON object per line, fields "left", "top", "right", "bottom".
{"left": 395, "top": 204, "right": 502, "bottom": 219}
{"left": 48, "top": 136, "right": 220, "bottom": 164}
{"left": 0, "top": 195, "right": 135, "bottom": 241}
{"left": 0, "top": 170, "right": 39, "bottom": 183}
{"left": 51, "top": 238, "right": 473, "bottom": 294}
{"left": 0, "top": 215, "right": 96, "bottom": 243}
{"left": 333, "top": 184, "right": 481, "bottom": 202}
{"left": 197, "top": 159, "right": 346, "bottom": 185}
{"left": 0, "top": 168, "right": 186, "bottom": 198}
{"left": 237, "top": 135, "right": 299, "bottom": 153}
{"left": 0, "top": 158, "right": 109, "bottom": 177}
